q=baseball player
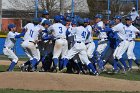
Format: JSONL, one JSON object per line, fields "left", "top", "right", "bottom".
{"left": 60, "top": 18, "right": 98, "bottom": 75}
{"left": 21, "top": 18, "right": 41, "bottom": 72}
{"left": 3, "top": 24, "right": 23, "bottom": 71}
{"left": 124, "top": 16, "right": 140, "bottom": 70}
{"left": 92, "top": 14, "right": 108, "bottom": 72}
{"left": 112, "top": 15, "right": 129, "bottom": 73}
{"left": 101, "top": 20, "right": 123, "bottom": 71}
{"left": 84, "top": 18, "right": 95, "bottom": 60}
{"left": 48, "top": 15, "right": 68, "bottom": 72}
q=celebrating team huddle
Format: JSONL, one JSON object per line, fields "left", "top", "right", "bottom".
{"left": 3, "top": 10, "right": 140, "bottom": 76}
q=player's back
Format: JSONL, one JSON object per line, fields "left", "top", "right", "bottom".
{"left": 112, "top": 23, "right": 126, "bottom": 40}
{"left": 23, "top": 23, "right": 40, "bottom": 42}
{"left": 74, "top": 26, "right": 87, "bottom": 42}
{"left": 49, "top": 23, "right": 67, "bottom": 39}
{"left": 85, "top": 25, "right": 93, "bottom": 43}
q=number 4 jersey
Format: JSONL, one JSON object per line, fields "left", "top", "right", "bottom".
{"left": 23, "top": 23, "right": 41, "bottom": 42}
{"left": 71, "top": 26, "right": 88, "bottom": 43}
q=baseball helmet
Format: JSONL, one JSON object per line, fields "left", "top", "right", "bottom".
{"left": 8, "top": 23, "right": 16, "bottom": 29}
{"left": 114, "top": 15, "right": 122, "bottom": 20}
{"left": 42, "top": 10, "right": 49, "bottom": 15}
{"left": 95, "top": 14, "right": 103, "bottom": 19}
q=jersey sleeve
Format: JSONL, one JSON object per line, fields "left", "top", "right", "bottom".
{"left": 133, "top": 27, "right": 140, "bottom": 33}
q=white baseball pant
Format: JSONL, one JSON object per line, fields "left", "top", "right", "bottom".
{"left": 3, "top": 47, "right": 18, "bottom": 63}
{"left": 53, "top": 38, "right": 68, "bottom": 59}
{"left": 127, "top": 40, "right": 136, "bottom": 60}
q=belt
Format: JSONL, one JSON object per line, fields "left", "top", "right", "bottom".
{"left": 76, "top": 41, "right": 82, "bottom": 43}
{"left": 85, "top": 42, "right": 91, "bottom": 45}
{"left": 99, "top": 38, "right": 107, "bottom": 41}
{"left": 129, "top": 40, "right": 134, "bottom": 42}
{"left": 29, "top": 41, "right": 36, "bottom": 44}
{"left": 56, "top": 37, "right": 66, "bottom": 40}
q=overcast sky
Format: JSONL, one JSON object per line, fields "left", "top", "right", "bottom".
{"left": 2, "top": 0, "right": 89, "bottom": 13}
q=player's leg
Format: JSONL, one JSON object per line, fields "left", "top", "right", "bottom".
{"left": 79, "top": 50, "right": 98, "bottom": 75}
{"left": 60, "top": 43, "right": 79, "bottom": 73}
{"left": 61, "top": 39, "right": 68, "bottom": 69}
{"left": 53, "top": 39, "right": 63, "bottom": 72}
{"left": 3, "top": 48, "right": 18, "bottom": 71}
{"left": 116, "top": 41, "right": 129, "bottom": 73}
{"left": 96, "top": 42, "right": 108, "bottom": 71}
{"left": 127, "top": 41, "right": 135, "bottom": 69}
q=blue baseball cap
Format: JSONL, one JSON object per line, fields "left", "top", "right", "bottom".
{"left": 54, "top": 15, "right": 61, "bottom": 22}
{"left": 8, "top": 23, "right": 16, "bottom": 29}
{"left": 114, "top": 15, "right": 122, "bottom": 20}
{"left": 66, "top": 16, "right": 71, "bottom": 22}
{"left": 32, "top": 18, "right": 40, "bottom": 23}
{"left": 42, "top": 20, "right": 51, "bottom": 26}
{"left": 77, "top": 18, "right": 84, "bottom": 25}
{"left": 109, "top": 20, "right": 116, "bottom": 26}
{"left": 84, "top": 18, "right": 90, "bottom": 23}
{"left": 95, "top": 14, "right": 103, "bottom": 19}
{"left": 125, "top": 16, "right": 132, "bottom": 21}
{"left": 61, "top": 20, "right": 66, "bottom": 26}
{"left": 71, "top": 20, "right": 77, "bottom": 25}
{"left": 42, "top": 10, "right": 49, "bottom": 15}
{"left": 59, "top": 15, "right": 65, "bottom": 21}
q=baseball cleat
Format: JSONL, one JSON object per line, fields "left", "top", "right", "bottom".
{"left": 59, "top": 67, "right": 67, "bottom": 73}
{"left": 19, "top": 64, "right": 27, "bottom": 72}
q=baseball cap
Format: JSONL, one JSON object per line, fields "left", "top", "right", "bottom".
{"left": 109, "top": 20, "right": 116, "bottom": 25}
{"left": 42, "top": 20, "right": 51, "bottom": 26}
{"left": 114, "top": 15, "right": 122, "bottom": 20}
{"left": 125, "top": 16, "right": 132, "bottom": 21}
{"left": 66, "top": 16, "right": 71, "bottom": 22}
{"left": 84, "top": 18, "right": 90, "bottom": 23}
{"left": 8, "top": 23, "right": 16, "bottom": 29}
{"left": 95, "top": 14, "right": 103, "bottom": 19}
{"left": 132, "top": 7, "right": 136, "bottom": 10}
{"left": 54, "top": 15, "right": 61, "bottom": 22}
{"left": 32, "top": 18, "right": 40, "bottom": 23}
{"left": 42, "top": 10, "right": 49, "bottom": 15}
{"left": 71, "top": 20, "right": 77, "bottom": 25}
{"left": 77, "top": 18, "right": 84, "bottom": 25}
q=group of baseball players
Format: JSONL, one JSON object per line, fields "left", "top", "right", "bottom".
{"left": 3, "top": 9, "right": 140, "bottom": 76}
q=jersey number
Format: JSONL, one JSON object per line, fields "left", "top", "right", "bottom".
{"left": 59, "top": 27, "right": 63, "bottom": 34}
{"left": 30, "top": 30, "right": 34, "bottom": 37}
{"left": 81, "top": 31, "right": 86, "bottom": 38}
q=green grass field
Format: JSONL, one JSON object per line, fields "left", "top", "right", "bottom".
{"left": 0, "top": 89, "right": 139, "bottom": 93}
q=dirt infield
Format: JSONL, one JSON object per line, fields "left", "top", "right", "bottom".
{"left": 0, "top": 60, "right": 140, "bottom": 92}
{"left": 0, "top": 72, "right": 140, "bottom": 92}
